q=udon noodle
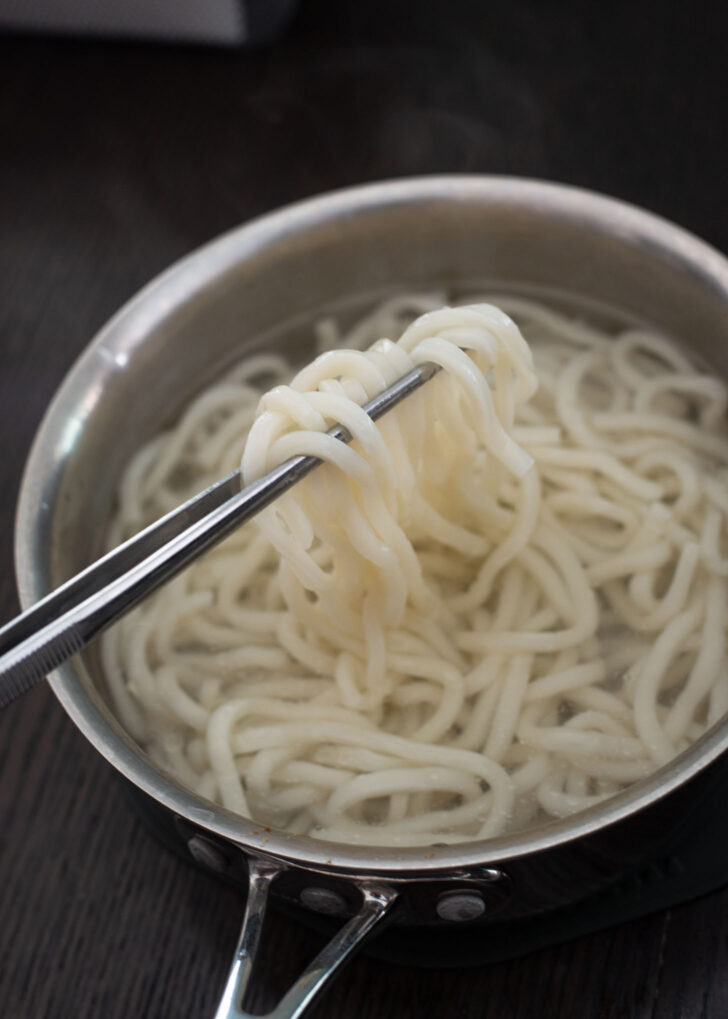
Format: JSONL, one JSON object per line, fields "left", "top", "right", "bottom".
{"left": 102, "top": 294, "right": 728, "bottom": 846}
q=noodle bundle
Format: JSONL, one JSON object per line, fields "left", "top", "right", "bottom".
{"left": 102, "top": 295, "right": 728, "bottom": 846}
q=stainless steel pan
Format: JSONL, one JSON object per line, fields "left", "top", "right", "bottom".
{"left": 15, "top": 177, "right": 728, "bottom": 1018}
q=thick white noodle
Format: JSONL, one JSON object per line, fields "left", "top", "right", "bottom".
{"left": 101, "top": 294, "right": 728, "bottom": 846}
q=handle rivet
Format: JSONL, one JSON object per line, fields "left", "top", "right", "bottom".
{"left": 187, "top": 834, "right": 228, "bottom": 873}
{"left": 436, "top": 890, "right": 486, "bottom": 922}
{"left": 300, "top": 886, "right": 348, "bottom": 916}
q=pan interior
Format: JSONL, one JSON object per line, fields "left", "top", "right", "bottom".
{"left": 18, "top": 179, "right": 728, "bottom": 871}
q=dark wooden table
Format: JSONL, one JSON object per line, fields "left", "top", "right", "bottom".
{"left": 2, "top": 2, "right": 728, "bottom": 1015}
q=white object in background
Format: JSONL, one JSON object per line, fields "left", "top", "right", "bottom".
{"left": 0, "top": 0, "right": 299, "bottom": 46}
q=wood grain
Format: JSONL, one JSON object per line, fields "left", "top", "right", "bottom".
{"left": 1, "top": 1, "right": 728, "bottom": 1015}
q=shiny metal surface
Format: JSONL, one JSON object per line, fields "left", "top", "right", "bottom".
{"left": 0, "top": 361, "right": 439, "bottom": 707}
{"left": 212, "top": 857, "right": 396, "bottom": 1019}
{"left": 15, "top": 174, "right": 728, "bottom": 876}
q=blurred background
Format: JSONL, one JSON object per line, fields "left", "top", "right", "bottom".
{"left": 1, "top": 1, "right": 727, "bottom": 1016}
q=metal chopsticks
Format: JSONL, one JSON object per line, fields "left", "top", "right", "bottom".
{"left": 0, "top": 360, "right": 441, "bottom": 708}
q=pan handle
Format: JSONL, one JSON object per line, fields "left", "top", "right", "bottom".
{"left": 213, "top": 855, "right": 398, "bottom": 1019}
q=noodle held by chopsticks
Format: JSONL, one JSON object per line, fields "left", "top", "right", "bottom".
{"left": 102, "top": 296, "right": 728, "bottom": 846}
